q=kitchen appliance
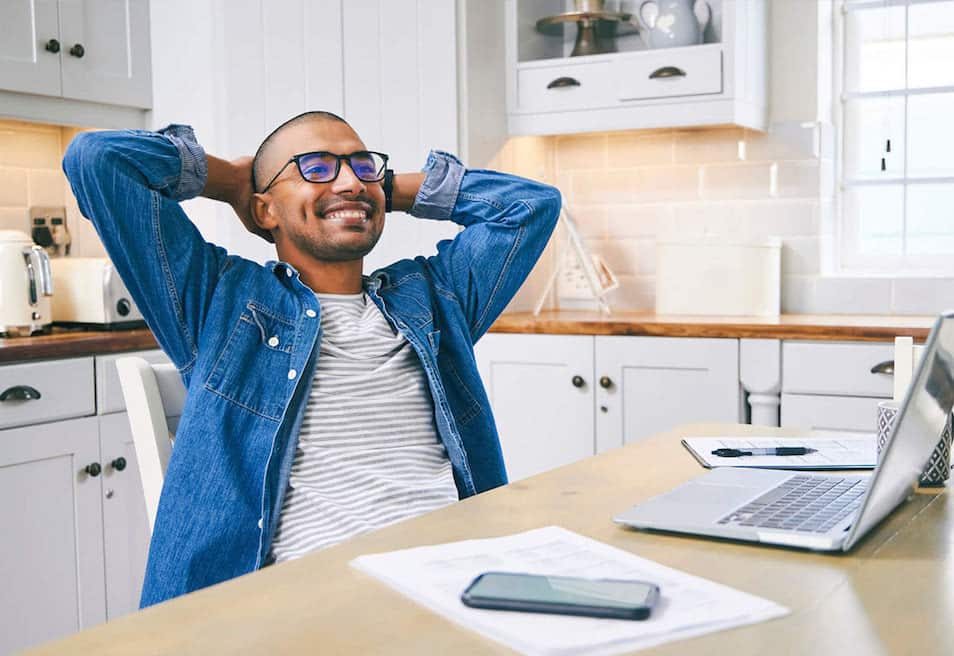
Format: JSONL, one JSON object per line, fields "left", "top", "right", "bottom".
{"left": 0, "top": 230, "right": 53, "bottom": 337}
{"left": 535, "top": 0, "right": 636, "bottom": 57}
{"left": 30, "top": 206, "right": 71, "bottom": 257}
{"left": 50, "top": 257, "right": 145, "bottom": 329}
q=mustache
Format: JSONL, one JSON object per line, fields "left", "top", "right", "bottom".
{"left": 314, "top": 194, "right": 379, "bottom": 216}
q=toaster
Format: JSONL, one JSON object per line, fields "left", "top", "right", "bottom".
{"left": 50, "top": 257, "right": 145, "bottom": 329}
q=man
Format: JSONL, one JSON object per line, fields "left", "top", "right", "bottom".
{"left": 63, "top": 111, "right": 560, "bottom": 607}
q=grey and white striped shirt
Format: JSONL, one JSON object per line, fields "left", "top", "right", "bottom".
{"left": 267, "top": 292, "right": 459, "bottom": 563}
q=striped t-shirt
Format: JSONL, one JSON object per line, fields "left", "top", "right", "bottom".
{"left": 267, "top": 292, "right": 459, "bottom": 563}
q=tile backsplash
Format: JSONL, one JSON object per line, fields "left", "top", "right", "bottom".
{"left": 492, "top": 122, "right": 949, "bottom": 316}
{"left": 0, "top": 119, "right": 103, "bottom": 257}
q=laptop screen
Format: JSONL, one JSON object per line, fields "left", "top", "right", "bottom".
{"left": 846, "top": 311, "right": 954, "bottom": 549}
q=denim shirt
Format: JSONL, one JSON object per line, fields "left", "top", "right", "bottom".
{"left": 62, "top": 126, "right": 560, "bottom": 607}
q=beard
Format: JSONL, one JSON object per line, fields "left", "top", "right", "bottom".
{"left": 279, "top": 194, "right": 384, "bottom": 262}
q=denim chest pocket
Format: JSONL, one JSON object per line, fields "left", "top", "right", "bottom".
{"left": 205, "top": 303, "right": 297, "bottom": 421}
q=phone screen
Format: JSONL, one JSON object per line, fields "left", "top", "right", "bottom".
{"left": 464, "top": 572, "right": 658, "bottom": 610}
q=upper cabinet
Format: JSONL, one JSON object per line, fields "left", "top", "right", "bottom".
{"left": 506, "top": 0, "right": 767, "bottom": 135}
{"left": 0, "top": 0, "right": 151, "bottom": 124}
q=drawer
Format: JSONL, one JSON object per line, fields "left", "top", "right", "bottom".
{"left": 782, "top": 341, "right": 895, "bottom": 397}
{"left": 0, "top": 357, "right": 95, "bottom": 429}
{"left": 614, "top": 44, "right": 723, "bottom": 101}
{"left": 96, "top": 349, "right": 171, "bottom": 415}
{"left": 516, "top": 60, "right": 615, "bottom": 113}
{"left": 781, "top": 393, "right": 882, "bottom": 434}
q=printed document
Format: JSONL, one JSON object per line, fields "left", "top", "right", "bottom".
{"left": 682, "top": 435, "right": 876, "bottom": 470}
{"left": 350, "top": 526, "right": 787, "bottom": 656}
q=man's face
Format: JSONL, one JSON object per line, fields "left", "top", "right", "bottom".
{"left": 255, "top": 119, "right": 385, "bottom": 262}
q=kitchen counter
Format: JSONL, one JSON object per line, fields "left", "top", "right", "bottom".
{"left": 0, "top": 313, "right": 936, "bottom": 365}
{"left": 0, "top": 327, "right": 158, "bottom": 364}
{"left": 489, "top": 311, "right": 935, "bottom": 342}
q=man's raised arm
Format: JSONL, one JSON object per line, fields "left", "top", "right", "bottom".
{"left": 62, "top": 126, "right": 252, "bottom": 373}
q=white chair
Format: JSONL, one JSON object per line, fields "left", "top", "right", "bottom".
{"left": 115, "top": 356, "right": 186, "bottom": 534}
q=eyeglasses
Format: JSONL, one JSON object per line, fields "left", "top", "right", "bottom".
{"left": 259, "top": 150, "right": 389, "bottom": 193}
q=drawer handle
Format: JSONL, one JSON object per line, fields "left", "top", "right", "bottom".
{"left": 599, "top": 376, "right": 614, "bottom": 389}
{"left": 84, "top": 463, "right": 102, "bottom": 477}
{"left": 547, "top": 76, "right": 581, "bottom": 89}
{"left": 111, "top": 457, "right": 127, "bottom": 472}
{"left": 649, "top": 66, "right": 687, "bottom": 79}
{"left": 0, "top": 385, "right": 42, "bottom": 401}
{"left": 44, "top": 39, "right": 60, "bottom": 54}
{"left": 69, "top": 43, "right": 85, "bottom": 58}
{"left": 572, "top": 375, "right": 586, "bottom": 388}
{"left": 870, "top": 360, "right": 894, "bottom": 375}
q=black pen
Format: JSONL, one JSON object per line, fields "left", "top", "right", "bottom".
{"left": 711, "top": 447, "right": 818, "bottom": 458}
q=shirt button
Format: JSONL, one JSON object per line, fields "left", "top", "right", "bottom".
{"left": 267, "top": 336, "right": 279, "bottom": 347}
{"left": 287, "top": 369, "right": 297, "bottom": 380}
{"left": 285, "top": 269, "right": 292, "bottom": 277}
{"left": 257, "top": 518, "right": 263, "bottom": 529}
{"left": 305, "top": 309, "right": 316, "bottom": 318}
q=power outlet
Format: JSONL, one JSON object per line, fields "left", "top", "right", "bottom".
{"left": 556, "top": 249, "right": 594, "bottom": 301}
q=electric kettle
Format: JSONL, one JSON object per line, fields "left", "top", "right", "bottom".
{"left": 0, "top": 230, "right": 53, "bottom": 337}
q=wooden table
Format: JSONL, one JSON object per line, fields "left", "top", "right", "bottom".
{"left": 28, "top": 424, "right": 950, "bottom": 655}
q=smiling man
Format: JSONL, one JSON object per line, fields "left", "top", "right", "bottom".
{"left": 63, "top": 112, "right": 560, "bottom": 607}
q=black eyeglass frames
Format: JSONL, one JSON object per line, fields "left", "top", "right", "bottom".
{"left": 259, "top": 150, "right": 389, "bottom": 193}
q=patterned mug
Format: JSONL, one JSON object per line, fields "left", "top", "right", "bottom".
{"left": 877, "top": 400, "right": 952, "bottom": 487}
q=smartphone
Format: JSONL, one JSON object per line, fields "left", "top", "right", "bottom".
{"left": 460, "top": 571, "right": 660, "bottom": 620}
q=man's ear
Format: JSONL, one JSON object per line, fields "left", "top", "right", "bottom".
{"left": 251, "top": 194, "right": 279, "bottom": 233}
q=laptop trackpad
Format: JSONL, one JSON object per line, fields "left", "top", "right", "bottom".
{"left": 618, "top": 469, "right": 792, "bottom": 525}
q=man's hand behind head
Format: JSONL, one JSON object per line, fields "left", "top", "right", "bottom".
{"left": 229, "top": 156, "right": 274, "bottom": 243}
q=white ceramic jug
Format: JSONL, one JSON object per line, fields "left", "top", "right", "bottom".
{"left": 636, "top": 0, "right": 711, "bottom": 49}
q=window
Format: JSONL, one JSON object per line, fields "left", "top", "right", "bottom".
{"left": 837, "top": 0, "right": 954, "bottom": 274}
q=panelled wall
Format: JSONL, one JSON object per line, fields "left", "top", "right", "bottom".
{"left": 147, "top": 0, "right": 460, "bottom": 272}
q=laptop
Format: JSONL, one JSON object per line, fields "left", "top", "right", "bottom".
{"left": 614, "top": 310, "right": 954, "bottom": 552}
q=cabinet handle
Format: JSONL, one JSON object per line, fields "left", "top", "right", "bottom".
{"left": 547, "top": 76, "right": 581, "bottom": 89}
{"left": 649, "top": 66, "right": 686, "bottom": 79}
{"left": 110, "top": 457, "right": 127, "bottom": 472}
{"left": 572, "top": 375, "right": 586, "bottom": 388}
{"left": 44, "top": 39, "right": 60, "bottom": 53}
{"left": 599, "top": 376, "right": 613, "bottom": 389}
{"left": 0, "top": 385, "right": 42, "bottom": 401}
{"left": 84, "top": 462, "right": 102, "bottom": 477}
{"left": 69, "top": 43, "right": 85, "bottom": 58}
{"left": 870, "top": 360, "right": 894, "bottom": 375}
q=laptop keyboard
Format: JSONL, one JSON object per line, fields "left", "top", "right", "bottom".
{"left": 717, "top": 475, "right": 869, "bottom": 533}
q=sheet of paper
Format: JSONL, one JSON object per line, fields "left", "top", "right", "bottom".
{"left": 682, "top": 435, "right": 877, "bottom": 470}
{"left": 350, "top": 526, "right": 788, "bottom": 656}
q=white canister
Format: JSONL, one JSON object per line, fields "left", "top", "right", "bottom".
{"left": 655, "top": 238, "right": 781, "bottom": 316}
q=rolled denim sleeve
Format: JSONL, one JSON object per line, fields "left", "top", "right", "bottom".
{"left": 157, "top": 124, "right": 208, "bottom": 201}
{"left": 409, "top": 150, "right": 465, "bottom": 221}
{"left": 420, "top": 154, "right": 561, "bottom": 341}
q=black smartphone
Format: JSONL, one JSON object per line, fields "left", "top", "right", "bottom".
{"left": 460, "top": 571, "right": 660, "bottom": 621}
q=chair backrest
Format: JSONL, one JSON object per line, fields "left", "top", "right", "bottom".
{"left": 115, "top": 356, "right": 186, "bottom": 534}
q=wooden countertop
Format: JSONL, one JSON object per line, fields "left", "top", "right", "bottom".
{"left": 490, "top": 311, "right": 935, "bottom": 342}
{"left": 0, "top": 312, "right": 936, "bottom": 364}
{"left": 26, "top": 423, "right": 950, "bottom": 656}
{"left": 0, "top": 327, "right": 158, "bottom": 363}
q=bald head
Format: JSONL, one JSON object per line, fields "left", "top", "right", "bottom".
{"left": 252, "top": 110, "right": 350, "bottom": 192}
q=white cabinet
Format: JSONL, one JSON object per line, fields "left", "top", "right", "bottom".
{"left": 595, "top": 336, "right": 740, "bottom": 450}
{"left": 0, "top": 348, "right": 167, "bottom": 652}
{"left": 0, "top": 417, "right": 106, "bottom": 655}
{"left": 475, "top": 333, "right": 741, "bottom": 480}
{"left": 505, "top": 0, "right": 767, "bottom": 135}
{"left": 476, "top": 334, "right": 595, "bottom": 481}
{"left": 0, "top": 0, "right": 152, "bottom": 109}
{"left": 780, "top": 341, "right": 895, "bottom": 434}
{"left": 0, "top": 0, "right": 61, "bottom": 96}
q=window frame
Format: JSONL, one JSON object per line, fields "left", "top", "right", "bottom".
{"left": 834, "top": 0, "right": 954, "bottom": 276}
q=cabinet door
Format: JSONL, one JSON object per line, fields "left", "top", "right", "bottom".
{"left": 596, "top": 336, "right": 740, "bottom": 451}
{"left": 781, "top": 393, "right": 881, "bottom": 434}
{"left": 0, "top": 0, "right": 61, "bottom": 96}
{"left": 99, "top": 412, "right": 150, "bottom": 620}
{"left": 58, "top": 0, "right": 152, "bottom": 108}
{"left": 0, "top": 416, "right": 105, "bottom": 655}
{"left": 343, "top": 0, "right": 460, "bottom": 273}
{"left": 475, "top": 334, "right": 595, "bottom": 481}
